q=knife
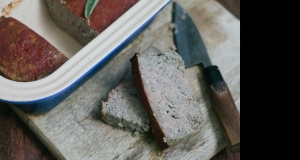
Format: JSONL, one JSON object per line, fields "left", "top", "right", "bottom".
{"left": 172, "top": 2, "right": 240, "bottom": 153}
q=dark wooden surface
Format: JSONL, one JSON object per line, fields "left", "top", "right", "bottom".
{"left": 0, "top": 103, "right": 56, "bottom": 160}
{"left": 0, "top": 0, "right": 240, "bottom": 159}
{"left": 216, "top": 0, "right": 240, "bottom": 19}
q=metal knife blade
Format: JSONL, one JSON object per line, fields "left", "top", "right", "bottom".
{"left": 172, "top": 2, "right": 212, "bottom": 68}
{"left": 172, "top": 2, "right": 240, "bottom": 153}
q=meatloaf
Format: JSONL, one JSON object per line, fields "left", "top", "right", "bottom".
{"left": 101, "top": 69, "right": 150, "bottom": 137}
{"left": 0, "top": 16, "right": 68, "bottom": 82}
{"left": 130, "top": 47, "right": 203, "bottom": 150}
{"left": 44, "top": 0, "right": 139, "bottom": 46}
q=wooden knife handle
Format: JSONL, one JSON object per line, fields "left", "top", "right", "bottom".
{"left": 203, "top": 66, "right": 240, "bottom": 153}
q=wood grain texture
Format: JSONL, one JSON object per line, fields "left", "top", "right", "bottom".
{"left": 0, "top": 102, "right": 56, "bottom": 160}
{"left": 211, "top": 146, "right": 240, "bottom": 160}
{"left": 207, "top": 81, "right": 240, "bottom": 152}
{"left": 0, "top": 0, "right": 240, "bottom": 160}
{"left": 216, "top": 0, "right": 240, "bottom": 19}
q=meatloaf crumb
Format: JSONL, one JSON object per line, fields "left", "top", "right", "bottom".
{"left": 101, "top": 69, "right": 150, "bottom": 137}
{"left": 130, "top": 47, "right": 203, "bottom": 150}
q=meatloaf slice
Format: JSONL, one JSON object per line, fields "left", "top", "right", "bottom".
{"left": 101, "top": 69, "right": 150, "bottom": 137}
{"left": 0, "top": 17, "right": 68, "bottom": 82}
{"left": 130, "top": 47, "right": 203, "bottom": 150}
{"left": 44, "top": 0, "right": 139, "bottom": 46}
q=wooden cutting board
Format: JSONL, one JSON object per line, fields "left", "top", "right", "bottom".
{"left": 10, "top": 0, "right": 240, "bottom": 159}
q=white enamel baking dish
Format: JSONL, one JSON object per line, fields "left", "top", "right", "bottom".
{"left": 0, "top": 0, "right": 172, "bottom": 114}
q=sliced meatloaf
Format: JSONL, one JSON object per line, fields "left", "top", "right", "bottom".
{"left": 130, "top": 47, "right": 203, "bottom": 150}
{"left": 44, "top": 0, "right": 139, "bottom": 46}
{"left": 0, "top": 16, "right": 68, "bottom": 82}
{"left": 101, "top": 69, "right": 150, "bottom": 137}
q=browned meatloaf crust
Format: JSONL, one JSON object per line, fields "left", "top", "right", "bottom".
{"left": 0, "top": 17, "right": 69, "bottom": 82}
{"left": 44, "top": 0, "right": 139, "bottom": 46}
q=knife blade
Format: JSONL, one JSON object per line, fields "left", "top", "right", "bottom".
{"left": 172, "top": 2, "right": 240, "bottom": 153}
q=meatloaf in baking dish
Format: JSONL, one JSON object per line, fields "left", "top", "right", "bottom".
{"left": 0, "top": 16, "right": 69, "bottom": 82}
{"left": 44, "top": 0, "right": 139, "bottom": 46}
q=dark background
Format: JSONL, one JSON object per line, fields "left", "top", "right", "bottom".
{"left": 0, "top": 0, "right": 240, "bottom": 159}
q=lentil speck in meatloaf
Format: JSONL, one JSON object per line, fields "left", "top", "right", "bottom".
{"left": 130, "top": 47, "right": 203, "bottom": 150}
{"left": 44, "top": 0, "right": 139, "bottom": 46}
{"left": 0, "top": 16, "right": 69, "bottom": 82}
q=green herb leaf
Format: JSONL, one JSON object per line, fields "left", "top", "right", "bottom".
{"left": 85, "top": 0, "right": 99, "bottom": 19}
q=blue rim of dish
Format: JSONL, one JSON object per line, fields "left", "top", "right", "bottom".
{"left": 0, "top": 0, "right": 172, "bottom": 106}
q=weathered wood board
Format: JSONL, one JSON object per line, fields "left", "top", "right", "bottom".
{"left": 10, "top": 0, "right": 240, "bottom": 159}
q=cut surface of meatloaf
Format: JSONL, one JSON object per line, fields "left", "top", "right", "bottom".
{"left": 101, "top": 69, "right": 150, "bottom": 137}
{"left": 44, "top": 0, "right": 139, "bottom": 46}
{"left": 130, "top": 47, "right": 203, "bottom": 150}
{"left": 0, "top": 16, "right": 69, "bottom": 82}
